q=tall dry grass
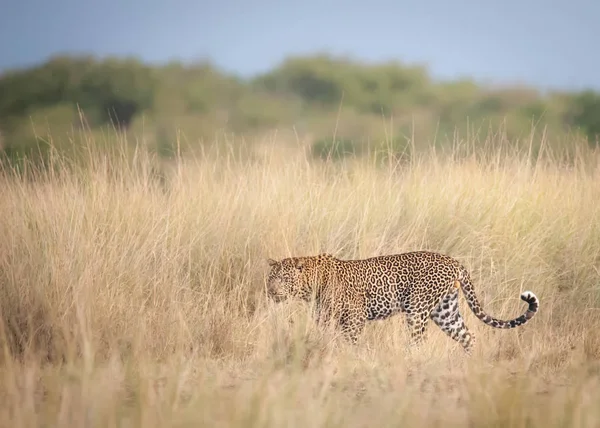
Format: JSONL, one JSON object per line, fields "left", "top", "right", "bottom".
{"left": 1, "top": 130, "right": 600, "bottom": 427}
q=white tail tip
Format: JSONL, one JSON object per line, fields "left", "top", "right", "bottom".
{"left": 520, "top": 291, "right": 538, "bottom": 302}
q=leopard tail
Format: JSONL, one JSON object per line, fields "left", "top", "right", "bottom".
{"left": 457, "top": 267, "right": 539, "bottom": 329}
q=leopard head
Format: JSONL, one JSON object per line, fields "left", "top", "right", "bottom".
{"left": 266, "top": 254, "right": 333, "bottom": 302}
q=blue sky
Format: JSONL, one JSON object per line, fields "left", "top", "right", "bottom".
{"left": 1, "top": 0, "right": 598, "bottom": 90}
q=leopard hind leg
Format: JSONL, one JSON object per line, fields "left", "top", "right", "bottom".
{"left": 430, "top": 288, "right": 475, "bottom": 355}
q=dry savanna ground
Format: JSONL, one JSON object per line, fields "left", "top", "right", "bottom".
{"left": 1, "top": 130, "right": 600, "bottom": 427}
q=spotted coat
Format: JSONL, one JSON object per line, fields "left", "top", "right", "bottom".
{"left": 266, "top": 251, "right": 539, "bottom": 354}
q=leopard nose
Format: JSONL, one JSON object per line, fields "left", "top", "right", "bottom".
{"left": 266, "top": 281, "right": 283, "bottom": 301}
{"left": 266, "top": 281, "right": 277, "bottom": 297}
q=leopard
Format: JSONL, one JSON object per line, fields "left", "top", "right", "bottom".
{"left": 266, "top": 251, "right": 539, "bottom": 354}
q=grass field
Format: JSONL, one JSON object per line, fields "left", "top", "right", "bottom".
{"left": 1, "top": 130, "right": 600, "bottom": 427}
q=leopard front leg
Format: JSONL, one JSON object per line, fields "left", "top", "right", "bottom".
{"left": 338, "top": 291, "right": 368, "bottom": 344}
{"left": 311, "top": 300, "right": 326, "bottom": 326}
{"left": 339, "top": 310, "right": 366, "bottom": 344}
{"left": 315, "top": 289, "right": 366, "bottom": 344}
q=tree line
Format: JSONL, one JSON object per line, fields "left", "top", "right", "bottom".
{"left": 1, "top": 54, "right": 599, "bottom": 160}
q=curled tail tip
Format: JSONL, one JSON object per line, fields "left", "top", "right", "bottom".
{"left": 520, "top": 290, "right": 537, "bottom": 302}
{"left": 520, "top": 290, "right": 539, "bottom": 310}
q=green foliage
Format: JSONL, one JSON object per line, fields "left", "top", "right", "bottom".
{"left": 565, "top": 90, "right": 600, "bottom": 146}
{"left": 311, "top": 138, "right": 361, "bottom": 161}
{"left": 371, "top": 136, "right": 412, "bottom": 164}
{"left": 228, "top": 91, "right": 301, "bottom": 131}
{"left": 1, "top": 53, "right": 600, "bottom": 162}
{"left": 254, "top": 55, "right": 433, "bottom": 115}
{"left": 153, "top": 61, "right": 244, "bottom": 115}
{"left": 255, "top": 55, "right": 345, "bottom": 105}
{"left": 0, "top": 56, "right": 156, "bottom": 130}
{"left": 78, "top": 58, "right": 156, "bottom": 128}
{"left": 0, "top": 104, "right": 78, "bottom": 168}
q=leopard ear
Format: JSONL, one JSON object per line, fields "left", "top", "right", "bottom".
{"left": 267, "top": 258, "right": 278, "bottom": 267}
{"left": 295, "top": 258, "right": 306, "bottom": 272}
